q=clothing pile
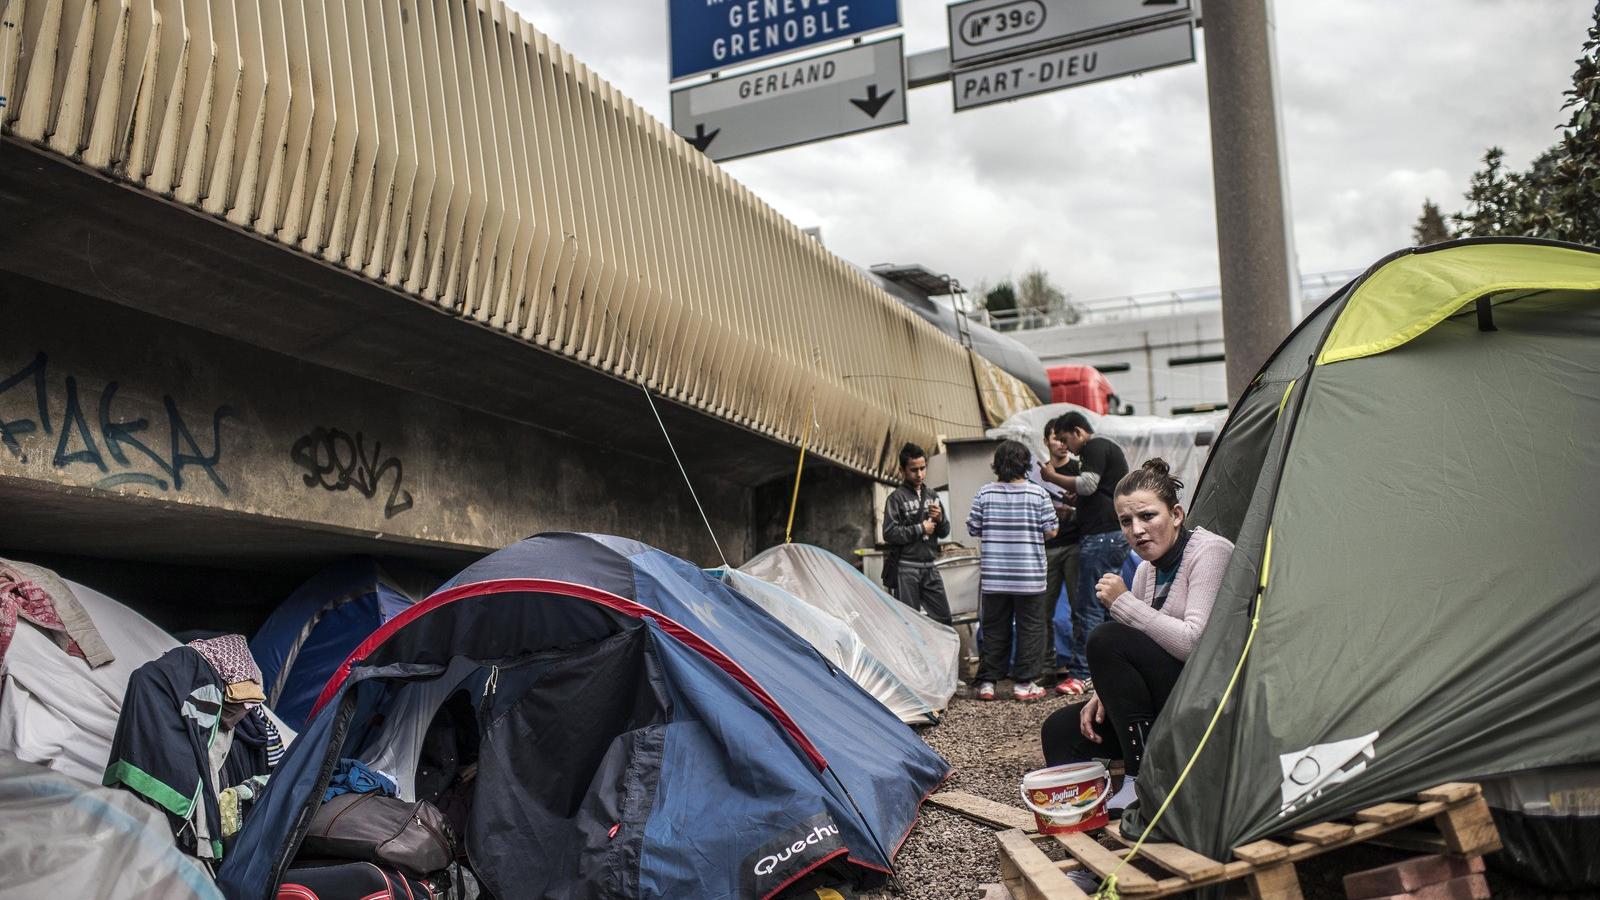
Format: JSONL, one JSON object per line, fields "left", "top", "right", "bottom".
{"left": 103, "top": 634, "right": 284, "bottom": 866}
{"left": 0, "top": 560, "right": 113, "bottom": 671}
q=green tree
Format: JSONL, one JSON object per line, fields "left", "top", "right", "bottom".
{"left": 1540, "top": 5, "right": 1600, "bottom": 245}
{"left": 983, "top": 281, "right": 1018, "bottom": 316}
{"left": 1451, "top": 148, "right": 1525, "bottom": 237}
{"left": 1412, "top": 199, "right": 1451, "bottom": 246}
{"left": 1452, "top": 4, "right": 1600, "bottom": 243}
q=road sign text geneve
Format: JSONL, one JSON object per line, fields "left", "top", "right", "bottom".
{"left": 947, "top": 0, "right": 1192, "bottom": 66}
{"left": 669, "top": 0, "right": 902, "bottom": 81}
{"left": 952, "top": 20, "right": 1194, "bottom": 111}
{"left": 672, "top": 36, "right": 907, "bottom": 161}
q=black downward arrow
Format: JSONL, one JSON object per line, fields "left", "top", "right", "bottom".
{"left": 849, "top": 84, "right": 895, "bottom": 118}
{"left": 686, "top": 123, "right": 719, "bottom": 153}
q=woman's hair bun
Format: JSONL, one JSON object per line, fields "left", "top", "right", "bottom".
{"left": 1141, "top": 458, "right": 1172, "bottom": 478}
{"left": 1115, "top": 456, "right": 1183, "bottom": 508}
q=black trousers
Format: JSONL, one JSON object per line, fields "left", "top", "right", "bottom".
{"left": 1040, "top": 622, "right": 1186, "bottom": 772}
{"left": 895, "top": 563, "right": 952, "bottom": 625}
{"left": 976, "top": 591, "right": 1046, "bottom": 684}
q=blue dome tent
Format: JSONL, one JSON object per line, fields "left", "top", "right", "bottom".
{"left": 249, "top": 558, "right": 432, "bottom": 730}
{"left": 220, "top": 533, "right": 949, "bottom": 899}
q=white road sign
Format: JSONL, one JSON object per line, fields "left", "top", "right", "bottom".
{"left": 947, "top": 0, "right": 1192, "bottom": 66}
{"left": 952, "top": 20, "right": 1193, "bottom": 112}
{"left": 671, "top": 37, "right": 907, "bottom": 163}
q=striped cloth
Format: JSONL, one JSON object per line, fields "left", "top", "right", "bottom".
{"left": 965, "top": 482, "right": 1059, "bottom": 594}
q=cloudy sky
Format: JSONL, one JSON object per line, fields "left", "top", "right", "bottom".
{"left": 504, "top": 1, "right": 1592, "bottom": 303}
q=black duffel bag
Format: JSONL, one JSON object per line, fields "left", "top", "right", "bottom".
{"left": 301, "top": 792, "right": 456, "bottom": 878}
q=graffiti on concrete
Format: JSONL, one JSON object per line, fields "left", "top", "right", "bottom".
{"left": 289, "top": 426, "right": 414, "bottom": 519}
{"left": 0, "top": 353, "right": 236, "bottom": 493}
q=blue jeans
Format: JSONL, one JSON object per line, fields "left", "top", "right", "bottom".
{"left": 1069, "top": 530, "right": 1129, "bottom": 680}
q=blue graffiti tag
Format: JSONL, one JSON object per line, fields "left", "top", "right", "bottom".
{"left": 0, "top": 354, "right": 236, "bottom": 494}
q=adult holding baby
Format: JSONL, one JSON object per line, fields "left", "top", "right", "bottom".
{"left": 1038, "top": 458, "right": 1233, "bottom": 813}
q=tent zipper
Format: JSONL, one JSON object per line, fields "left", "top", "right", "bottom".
{"left": 480, "top": 665, "right": 500, "bottom": 720}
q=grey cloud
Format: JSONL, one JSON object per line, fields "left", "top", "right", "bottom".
{"left": 508, "top": 0, "right": 1593, "bottom": 301}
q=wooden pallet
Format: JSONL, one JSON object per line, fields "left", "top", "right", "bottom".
{"left": 984, "top": 783, "right": 1501, "bottom": 900}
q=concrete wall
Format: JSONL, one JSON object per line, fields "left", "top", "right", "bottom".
{"left": 0, "top": 277, "right": 764, "bottom": 574}
{"left": 750, "top": 464, "right": 879, "bottom": 564}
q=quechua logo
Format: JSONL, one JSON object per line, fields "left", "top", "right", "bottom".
{"left": 740, "top": 812, "right": 845, "bottom": 896}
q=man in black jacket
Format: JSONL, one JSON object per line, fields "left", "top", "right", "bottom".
{"left": 881, "top": 443, "right": 952, "bottom": 625}
{"left": 1044, "top": 411, "right": 1130, "bottom": 694}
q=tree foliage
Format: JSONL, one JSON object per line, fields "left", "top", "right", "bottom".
{"left": 1017, "top": 267, "right": 1064, "bottom": 312}
{"left": 976, "top": 269, "right": 1082, "bottom": 327}
{"left": 1453, "top": 5, "right": 1600, "bottom": 244}
{"left": 982, "top": 281, "right": 1017, "bottom": 314}
{"left": 1017, "top": 266, "right": 1081, "bottom": 324}
{"left": 1412, "top": 199, "right": 1451, "bottom": 246}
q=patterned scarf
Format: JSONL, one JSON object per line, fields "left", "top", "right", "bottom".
{"left": 186, "top": 634, "right": 262, "bottom": 686}
{"left": 0, "top": 566, "right": 85, "bottom": 666}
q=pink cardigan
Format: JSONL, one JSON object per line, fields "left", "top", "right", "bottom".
{"left": 1108, "top": 527, "right": 1234, "bottom": 661}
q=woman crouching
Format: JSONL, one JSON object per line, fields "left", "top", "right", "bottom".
{"left": 1038, "top": 457, "right": 1233, "bottom": 813}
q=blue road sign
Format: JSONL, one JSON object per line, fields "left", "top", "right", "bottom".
{"left": 669, "top": 0, "right": 901, "bottom": 81}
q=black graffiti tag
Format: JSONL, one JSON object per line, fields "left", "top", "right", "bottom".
{"left": 289, "top": 427, "right": 414, "bottom": 518}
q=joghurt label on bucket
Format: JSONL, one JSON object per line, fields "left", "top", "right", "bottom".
{"left": 740, "top": 811, "right": 846, "bottom": 896}
{"left": 1031, "top": 780, "right": 1097, "bottom": 808}
{"left": 1021, "top": 761, "right": 1111, "bottom": 835}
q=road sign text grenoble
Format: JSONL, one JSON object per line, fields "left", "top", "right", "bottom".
{"left": 946, "top": 0, "right": 1192, "bottom": 65}
{"left": 668, "top": 0, "right": 902, "bottom": 81}
{"left": 672, "top": 37, "right": 907, "bottom": 162}
{"left": 952, "top": 20, "right": 1193, "bottom": 111}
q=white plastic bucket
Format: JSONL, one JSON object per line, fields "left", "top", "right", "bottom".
{"left": 1020, "top": 761, "right": 1111, "bottom": 835}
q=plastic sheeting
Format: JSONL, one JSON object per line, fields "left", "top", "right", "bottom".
{"left": 0, "top": 578, "right": 296, "bottom": 786}
{"left": 0, "top": 751, "right": 223, "bottom": 899}
{"left": 0, "top": 579, "right": 181, "bottom": 784}
{"left": 737, "top": 544, "right": 959, "bottom": 717}
{"left": 1483, "top": 766, "right": 1600, "bottom": 890}
{"left": 988, "top": 403, "right": 1226, "bottom": 505}
{"left": 712, "top": 568, "right": 939, "bottom": 724}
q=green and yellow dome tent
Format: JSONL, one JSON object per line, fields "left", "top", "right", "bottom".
{"left": 1123, "top": 238, "right": 1600, "bottom": 882}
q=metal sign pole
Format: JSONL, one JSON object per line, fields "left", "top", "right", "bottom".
{"left": 1202, "top": 0, "right": 1299, "bottom": 401}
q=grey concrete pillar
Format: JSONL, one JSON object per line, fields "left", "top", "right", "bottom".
{"left": 1203, "top": 0, "right": 1299, "bottom": 401}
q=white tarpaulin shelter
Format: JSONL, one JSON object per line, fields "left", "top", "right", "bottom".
{"left": 738, "top": 544, "right": 959, "bottom": 718}
{"left": 0, "top": 751, "right": 223, "bottom": 899}
{"left": 0, "top": 578, "right": 179, "bottom": 784}
{"left": 0, "top": 576, "right": 294, "bottom": 785}
{"left": 713, "top": 568, "right": 940, "bottom": 724}
{"left": 988, "top": 403, "right": 1226, "bottom": 505}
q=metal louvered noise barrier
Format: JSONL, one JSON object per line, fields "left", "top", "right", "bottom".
{"left": 0, "top": 0, "right": 1035, "bottom": 479}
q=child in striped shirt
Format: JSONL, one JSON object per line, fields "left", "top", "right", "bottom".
{"left": 966, "top": 440, "right": 1059, "bottom": 701}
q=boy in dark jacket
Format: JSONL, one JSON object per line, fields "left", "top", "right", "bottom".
{"left": 881, "top": 443, "right": 952, "bottom": 625}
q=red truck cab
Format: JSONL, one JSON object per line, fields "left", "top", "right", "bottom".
{"left": 1046, "top": 365, "right": 1117, "bottom": 414}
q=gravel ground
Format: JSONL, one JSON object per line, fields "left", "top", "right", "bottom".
{"left": 869, "top": 684, "right": 1077, "bottom": 900}
{"left": 865, "top": 686, "right": 1580, "bottom": 900}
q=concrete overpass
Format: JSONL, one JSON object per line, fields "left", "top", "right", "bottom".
{"left": 0, "top": 0, "right": 1034, "bottom": 621}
